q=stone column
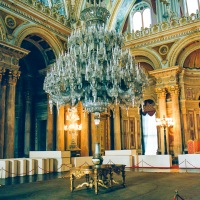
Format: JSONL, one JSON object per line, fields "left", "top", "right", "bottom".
{"left": 0, "top": 70, "right": 6, "bottom": 158}
{"left": 15, "top": 78, "right": 23, "bottom": 157}
{"left": 46, "top": 100, "right": 54, "bottom": 150}
{"left": 4, "top": 71, "right": 18, "bottom": 158}
{"left": 169, "top": 85, "right": 182, "bottom": 156}
{"left": 24, "top": 90, "right": 32, "bottom": 157}
{"left": 114, "top": 105, "right": 121, "bottom": 150}
{"left": 155, "top": 88, "right": 167, "bottom": 155}
{"left": 56, "top": 106, "right": 65, "bottom": 150}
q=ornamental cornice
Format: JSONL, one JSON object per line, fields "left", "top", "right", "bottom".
{"left": 0, "top": 40, "right": 29, "bottom": 72}
{"left": 124, "top": 14, "right": 200, "bottom": 49}
{"left": 149, "top": 66, "right": 182, "bottom": 79}
{"left": 0, "top": 0, "right": 71, "bottom": 40}
{"left": 0, "top": 40, "right": 29, "bottom": 58}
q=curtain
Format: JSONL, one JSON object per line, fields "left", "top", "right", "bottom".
{"left": 142, "top": 113, "right": 158, "bottom": 155}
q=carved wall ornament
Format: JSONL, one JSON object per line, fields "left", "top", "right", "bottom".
{"left": 159, "top": 45, "right": 169, "bottom": 55}
{"left": 169, "top": 75, "right": 176, "bottom": 82}
{"left": 5, "top": 15, "right": 16, "bottom": 29}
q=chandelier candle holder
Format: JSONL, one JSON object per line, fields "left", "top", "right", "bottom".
{"left": 43, "top": 0, "right": 148, "bottom": 167}
{"left": 156, "top": 115, "right": 174, "bottom": 155}
{"left": 64, "top": 107, "right": 82, "bottom": 149}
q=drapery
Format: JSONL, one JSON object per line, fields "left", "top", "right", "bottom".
{"left": 142, "top": 113, "right": 158, "bottom": 155}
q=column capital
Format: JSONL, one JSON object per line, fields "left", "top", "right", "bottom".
{"left": 167, "top": 85, "right": 180, "bottom": 96}
{"left": 155, "top": 87, "right": 167, "bottom": 99}
{"left": 0, "top": 67, "right": 6, "bottom": 83}
{"left": 7, "top": 70, "right": 20, "bottom": 86}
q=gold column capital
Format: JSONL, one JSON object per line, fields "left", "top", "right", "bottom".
{"left": 155, "top": 87, "right": 167, "bottom": 99}
{"left": 167, "top": 85, "right": 180, "bottom": 96}
{"left": 7, "top": 70, "right": 20, "bottom": 86}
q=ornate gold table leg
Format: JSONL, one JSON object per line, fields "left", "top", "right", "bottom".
{"left": 94, "top": 168, "right": 98, "bottom": 194}
{"left": 70, "top": 174, "right": 75, "bottom": 192}
{"left": 85, "top": 174, "right": 90, "bottom": 189}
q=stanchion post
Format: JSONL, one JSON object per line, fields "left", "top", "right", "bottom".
{"left": 142, "top": 159, "right": 143, "bottom": 172}
{"left": 185, "top": 159, "right": 187, "bottom": 173}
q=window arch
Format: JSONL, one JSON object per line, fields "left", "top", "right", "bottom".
{"left": 130, "top": 2, "right": 152, "bottom": 32}
{"left": 186, "top": 0, "right": 200, "bottom": 15}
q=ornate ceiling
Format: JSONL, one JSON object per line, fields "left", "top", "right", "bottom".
{"left": 66, "top": 0, "right": 137, "bottom": 31}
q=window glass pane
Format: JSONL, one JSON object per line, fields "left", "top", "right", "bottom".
{"left": 143, "top": 8, "right": 151, "bottom": 28}
{"left": 187, "top": 0, "right": 198, "bottom": 15}
{"left": 133, "top": 12, "right": 142, "bottom": 31}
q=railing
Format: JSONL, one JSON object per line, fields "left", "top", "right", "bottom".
{"left": 125, "top": 12, "right": 200, "bottom": 42}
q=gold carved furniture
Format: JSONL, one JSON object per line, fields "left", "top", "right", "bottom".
{"left": 70, "top": 164, "right": 126, "bottom": 194}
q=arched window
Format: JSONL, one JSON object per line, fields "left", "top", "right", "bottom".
{"left": 131, "top": 2, "right": 152, "bottom": 32}
{"left": 186, "top": 0, "right": 200, "bottom": 15}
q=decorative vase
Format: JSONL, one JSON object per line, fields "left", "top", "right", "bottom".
{"left": 92, "top": 142, "right": 103, "bottom": 167}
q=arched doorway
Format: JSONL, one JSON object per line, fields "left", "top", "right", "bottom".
{"left": 15, "top": 34, "right": 56, "bottom": 157}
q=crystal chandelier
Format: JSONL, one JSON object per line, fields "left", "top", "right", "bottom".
{"left": 43, "top": 0, "right": 148, "bottom": 119}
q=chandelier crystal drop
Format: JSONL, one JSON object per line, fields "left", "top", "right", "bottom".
{"left": 43, "top": 0, "right": 149, "bottom": 115}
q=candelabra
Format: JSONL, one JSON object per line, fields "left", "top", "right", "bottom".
{"left": 156, "top": 115, "right": 174, "bottom": 155}
{"left": 64, "top": 107, "right": 82, "bottom": 149}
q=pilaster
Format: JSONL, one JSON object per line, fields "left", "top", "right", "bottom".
{"left": 56, "top": 106, "right": 65, "bottom": 151}
{"left": 114, "top": 105, "right": 121, "bottom": 150}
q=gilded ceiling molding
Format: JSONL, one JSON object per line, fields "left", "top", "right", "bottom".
{"left": 14, "top": 24, "right": 63, "bottom": 57}
{"left": 0, "top": 17, "right": 6, "bottom": 41}
{"left": 130, "top": 49, "right": 160, "bottom": 70}
{"left": 107, "top": 0, "right": 122, "bottom": 30}
{"left": 178, "top": 43, "right": 200, "bottom": 68}
{"left": 166, "top": 32, "right": 200, "bottom": 67}
{"left": 0, "top": 0, "right": 71, "bottom": 39}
